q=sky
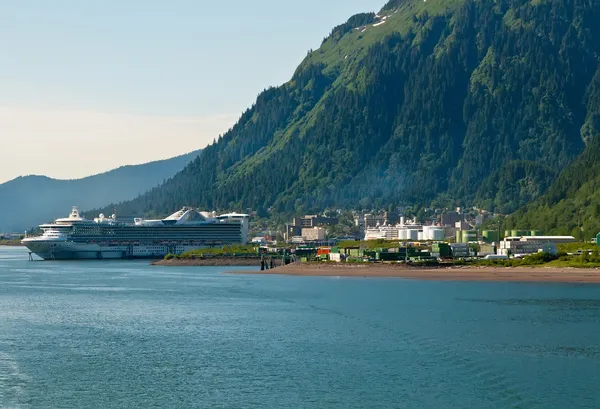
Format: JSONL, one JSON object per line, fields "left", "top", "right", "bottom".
{"left": 0, "top": 0, "right": 384, "bottom": 184}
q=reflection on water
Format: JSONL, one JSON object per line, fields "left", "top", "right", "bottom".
{"left": 0, "top": 246, "right": 599, "bottom": 409}
{"left": 462, "top": 297, "right": 600, "bottom": 308}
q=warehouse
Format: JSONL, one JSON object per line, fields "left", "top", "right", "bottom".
{"left": 499, "top": 236, "right": 575, "bottom": 255}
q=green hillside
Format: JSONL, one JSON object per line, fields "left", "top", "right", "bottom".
{"left": 100, "top": 0, "right": 600, "bottom": 218}
{"left": 509, "top": 67, "right": 600, "bottom": 237}
{"left": 509, "top": 133, "right": 600, "bottom": 239}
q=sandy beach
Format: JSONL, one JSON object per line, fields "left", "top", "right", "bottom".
{"left": 228, "top": 262, "right": 600, "bottom": 283}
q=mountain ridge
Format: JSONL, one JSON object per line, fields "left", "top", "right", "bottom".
{"left": 0, "top": 150, "right": 201, "bottom": 232}
{"left": 99, "top": 0, "right": 600, "bottom": 221}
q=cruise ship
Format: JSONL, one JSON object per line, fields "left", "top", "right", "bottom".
{"left": 22, "top": 206, "right": 249, "bottom": 260}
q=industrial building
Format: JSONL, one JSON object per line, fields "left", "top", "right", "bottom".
{"left": 364, "top": 226, "right": 400, "bottom": 240}
{"left": 440, "top": 212, "right": 463, "bottom": 227}
{"left": 364, "top": 225, "right": 445, "bottom": 241}
{"left": 499, "top": 236, "right": 575, "bottom": 255}
{"left": 284, "top": 225, "right": 301, "bottom": 242}
{"left": 363, "top": 214, "right": 386, "bottom": 229}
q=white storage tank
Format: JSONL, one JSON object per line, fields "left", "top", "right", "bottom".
{"left": 408, "top": 229, "right": 419, "bottom": 241}
{"left": 422, "top": 226, "right": 433, "bottom": 240}
{"left": 432, "top": 228, "right": 445, "bottom": 241}
{"left": 417, "top": 231, "right": 424, "bottom": 241}
{"left": 398, "top": 229, "right": 409, "bottom": 240}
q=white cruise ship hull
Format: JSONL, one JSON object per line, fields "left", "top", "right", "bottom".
{"left": 24, "top": 240, "right": 203, "bottom": 260}
{"left": 22, "top": 206, "right": 249, "bottom": 261}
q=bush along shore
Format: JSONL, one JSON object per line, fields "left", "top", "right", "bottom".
{"left": 153, "top": 256, "right": 262, "bottom": 266}
{"left": 0, "top": 240, "right": 23, "bottom": 246}
{"left": 152, "top": 254, "right": 292, "bottom": 268}
{"left": 224, "top": 248, "right": 600, "bottom": 283}
{"left": 152, "top": 244, "right": 289, "bottom": 267}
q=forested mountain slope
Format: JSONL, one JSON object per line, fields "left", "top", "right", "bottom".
{"left": 509, "top": 131, "right": 600, "bottom": 238}
{"left": 102, "top": 0, "right": 600, "bottom": 217}
{"left": 0, "top": 150, "right": 201, "bottom": 232}
{"left": 508, "top": 65, "right": 600, "bottom": 237}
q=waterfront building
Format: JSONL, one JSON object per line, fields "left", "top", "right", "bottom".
{"left": 499, "top": 236, "right": 576, "bottom": 255}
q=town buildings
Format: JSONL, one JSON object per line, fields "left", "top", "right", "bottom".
{"left": 301, "top": 227, "right": 326, "bottom": 242}
{"left": 285, "top": 215, "right": 337, "bottom": 242}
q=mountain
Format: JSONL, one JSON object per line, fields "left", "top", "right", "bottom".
{"left": 506, "top": 65, "right": 600, "bottom": 238}
{"left": 509, "top": 131, "right": 600, "bottom": 239}
{"left": 0, "top": 150, "right": 201, "bottom": 232}
{"left": 100, "top": 0, "right": 600, "bottom": 218}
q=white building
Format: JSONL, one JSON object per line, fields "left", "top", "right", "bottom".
{"left": 302, "top": 227, "right": 326, "bottom": 242}
{"left": 499, "top": 236, "right": 575, "bottom": 255}
{"left": 365, "top": 223, "right": 445, "bottom": 242}
{"left": 364, "top": 226, "right": 399, "bottom": 240}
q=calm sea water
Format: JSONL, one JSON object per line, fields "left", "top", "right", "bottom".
{"left": 0, "top": 247, "right": 599, "bottom": 408}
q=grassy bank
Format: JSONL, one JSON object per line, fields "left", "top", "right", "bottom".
{"left": 164, "top": 244, "right": 260, "bottom": 261}
{"left": 0, "top": 240, "right": 23, "bottom": 246}
{"left": 153, "top": 257, "right": 262, "bottom": 267}
{"left": 474, "top": 251, "right": 600, "bottom": 269}
{"left": 557, "top": 242, "right": 598, "bottom": 253}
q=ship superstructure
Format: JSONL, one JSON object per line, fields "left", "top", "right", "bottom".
{"left": 22, "top": 206, "right": 249, "bottom": 260}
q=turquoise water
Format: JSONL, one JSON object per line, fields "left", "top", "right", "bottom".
{"left": 0, "top": 247, "right": 599, "bottom": 408}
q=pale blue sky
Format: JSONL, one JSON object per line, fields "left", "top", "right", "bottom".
{"left": 0, "top": 0, "right": 384, "bottom": 183}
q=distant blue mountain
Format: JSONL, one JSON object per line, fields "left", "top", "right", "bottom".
{"left": 0, "top": 150, "right": 201, "bottom": 232}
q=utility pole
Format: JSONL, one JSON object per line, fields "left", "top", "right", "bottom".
{"left": 497, "top": 216, "right": 501, "bottom": 255}
{"left": 579, "top": 209, "right": 584, "bottom": 242}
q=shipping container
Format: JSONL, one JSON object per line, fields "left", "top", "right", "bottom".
{"left": 349, "top": 249, "right": 361, "bottom": 257}
{"left": 329, "top": 253, "right": 342, "bottom": 262}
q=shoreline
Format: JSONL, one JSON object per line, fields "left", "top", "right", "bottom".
{"left": 152, "top": 257, "right": 262, "bottom": 267}
{"left": 227, "top": 262, "right": 600, "bottom": 283}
